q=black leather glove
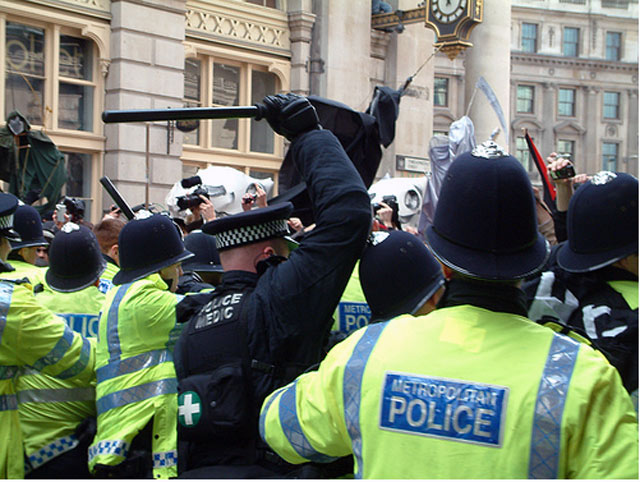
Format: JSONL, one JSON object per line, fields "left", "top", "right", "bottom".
{"left": 256, "top": 93, "right": 320, "bottom": 141}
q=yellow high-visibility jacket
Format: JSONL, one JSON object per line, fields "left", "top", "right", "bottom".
{"left": 261, "top": 305, "right": 639, "bottom": 479}
{"left": 17, "top": 279, "right": 104, "bottom": 474}
{"left": 89, "top": 274, "right": 184, "bottom": 479}
{"left": 0, "top": 278, "right": 95, "bottom": 478}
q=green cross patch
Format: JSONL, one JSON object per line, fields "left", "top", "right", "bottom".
{"left": 178, "top": 391, "right": 202, "bottom": 427}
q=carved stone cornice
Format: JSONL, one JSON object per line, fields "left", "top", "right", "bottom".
{"left": 370, "top": 29, "right": 391, "bottom": 60}
{"left": 24, "top": 0, "right": 111, "bottom": 19}
{"left": 288, "top": 10, "right": 315, "bottom": 43}
{"left": 185, "top": 0, "right": 290, "bottom": 57}
{"left": 511, "top": 53, "right": 639, "bottom": 73}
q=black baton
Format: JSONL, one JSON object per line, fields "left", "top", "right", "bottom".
{"left": 102, "top": 105, "right": 267, "bottom": 123}
{"left": 100, "top": 176, "right": 136, "bottom": 221}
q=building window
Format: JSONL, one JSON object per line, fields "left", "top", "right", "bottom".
{"left": 556, "top": 140, "right": 575, "bottom": 160}
{"left": 434, "top": 77, "right": 448, "bottom": 107}
{"left": 521, "top": 23, "right": 538, "bottom": 53}
{"left": 183, "top": 58, "right": 201, "bottom": 145}
{"left": 516, "top": 85, "right": 535, "bottom": 113}
{"left": 5, "top": 21, "right": 96, "bottom": 131}
{"left": 245, "top": 0, "right": 278, "bottom": 7}
{"left": 605, "top": 32, "right": 622, "bottom": 61}
{"left": 603, "top": 91, "right": 620, "bottom": 119}
{"left": 558, "top": 88, "right": 576, "bottom": 117}
{"left": 211, "top": 62, "right": 240, "bottom": 150}
{"left": 516, "top": 137, "right": 532, "bottom": 171}
{"left": 602, "top": 142, "right": 618, "bottom": 170}
{"left": 183, "top": 56, "right": 278, "bottom": 154}
{"left": 563, "top": 27, "right": 579, "bottom": 57}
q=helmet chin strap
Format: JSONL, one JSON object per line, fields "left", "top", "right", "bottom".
{"left": 256, "top": 254, "right": 287, "bottom": 276}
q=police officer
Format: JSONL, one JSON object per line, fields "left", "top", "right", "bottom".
{"left": 92, "top": 216, "right": 125, "bottom": 294}
{"left": 173, "top": 93, "right": 371, "bottom": 477}
{"left": 89, "top": 213, "right": 193, "bottom": 479}
{"left": 176, "top": 231, "right": 223, "bottom": 295}
{"left": 6, "top": 204, "right": 48, "bottom": 286}
{"left": 0, "top": 193, "right": 95, "bottom": 478}
{"left": 359, "top": 230, "right": 445, "bottom": 321}
{"left": 19, "top": 223, "right": 105, "bottom": 477}
{"left": 526, "top": 170, "right": 638, "bottom": 398}
{"left": 259, "top": 142, "right": 638, "bottom": 478}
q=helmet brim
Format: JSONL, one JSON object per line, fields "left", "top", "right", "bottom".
{"left": 426, "top": 225, "right": 550, "bottom": 280}
{"left": 112, "top": 250, "right": 194, "bottom": 286}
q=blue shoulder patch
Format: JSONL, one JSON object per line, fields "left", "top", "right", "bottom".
{"left": 379, "top": 372, "right": 508, "bottom": 447}
{"left": 59, "top": 313, "right": 99, "bottom": 338}
{"left": 337, "top": 301, "right": 371, "bottom": 334}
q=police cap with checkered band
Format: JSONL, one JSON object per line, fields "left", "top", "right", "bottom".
{"left": 0, "top": 193, "right": 20, "bottom": 242}
{"left": 202, "top": 202, "right": 297, "bottom": 251}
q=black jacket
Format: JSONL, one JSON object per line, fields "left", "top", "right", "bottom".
{"left": 525, "top": 265, "right": 638, "bottom": 393}
{"left": 174, "top": 129, "right": 372, "bottom": 471}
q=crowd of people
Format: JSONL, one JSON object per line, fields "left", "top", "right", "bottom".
{"left": 0, "top": 93, "right": 637, "bottom": 479}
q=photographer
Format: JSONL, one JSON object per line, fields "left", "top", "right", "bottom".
{"left": 373, "top": 195, "right": 402, "bottom": 231}
{"left": 184, "top": 195, "right": 216, "bottom": 233}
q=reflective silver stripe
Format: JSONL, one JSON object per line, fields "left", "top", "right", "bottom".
{"left": 26, "top": 434, "right": 79, "bottom": 472}
{"left": 343, "top": 322, "right": 387, "bottom": 479}
{"left": 31, "top": 324, "right": 75, "bottom": 371}
{"left": 152, "top": 450, "right": 178, "bottom": 469}
{"left": 0, "top": 393, "right": 18, "bottom": 411}
{"left": 0, "top": 365, "right": 18, "bottom": 380}
{"left": 17, "top": 387, "right": 95, "bottom": 404}
{"left": 97, "top": 349, "right": 173, "bottom": 383}
{"left": 0, "top": 282, "right": 14, "bottom": 346}
{"left": 107, "top": 284, "right": 131, "bottom": 363}
{"left": 529, "top": 333, "right": 580, "bottom": 479}
{"left": 56, "top": 336, "right": 92, "bottom": 380}
{"left": 278, "top": 381, "right": 338, "bottom": 463}
{"left": 96, "top": 377, "right": 177, "bottom": 415}
{"left": 259, "top": 385, "right": 287, "bottom": 443}
{"left": 88, "top": 439, "right": 130, "bottom": 463}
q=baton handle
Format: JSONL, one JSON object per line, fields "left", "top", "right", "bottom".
{"left": 100, "top": 176, "right": 135, "bottom": 221}
{"left": 102, "top": 105, "right": 267, "bottom": 123}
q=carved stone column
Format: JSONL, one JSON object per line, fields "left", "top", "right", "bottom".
{"left": 104, "top": 0, "right": 186, "bottom": 210}
{"left": 541, "top": 82, "right": 556, "bottom": 156}
{"left": 626, "top": 89, "right": 638, "bottom": 174}
{"left": 464, "top": 0, "right": 511, "bottom": 145}
{"left": 288, "top": 10, "right": 316, "bottom": 95}
{"left": 583, "top": 86, "right": 600, "bottom": 173}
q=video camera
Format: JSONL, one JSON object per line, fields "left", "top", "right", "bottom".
{"left": 373, "top": 194, "right": 401, "bottom": 230}
{"left": 60, "top": 196, "right": 86, "bottom": 222}
{"left": 176, "top": 176, "right": 226, "bottom": 211}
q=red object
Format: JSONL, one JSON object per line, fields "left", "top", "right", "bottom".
{"left": 525, "top": 131, "right": 556, "bottom": 205}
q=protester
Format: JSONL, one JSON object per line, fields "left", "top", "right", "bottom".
{"left": 92, "top": 216, "right": 126, "bottom": 294}
{"left": 19, "top": 223, "right": 105, "bottom": 478}
{"left": 526, "top": 167, "right": 638, "bottom": 399}
{"left": 172, "top": 93, "right": 371, "bottom": 477}
{"left": 0, "top": 193, "right": 95, "bottom": 478}
{"left": 88, "top": 213, "right": 193, "bottom": 478}
{"left": 259, "top": 141, "right": 638, "bottom": 478}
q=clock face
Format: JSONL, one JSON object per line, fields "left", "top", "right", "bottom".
{"left": 432, "top": 0, "right": 466, "bottom": 24}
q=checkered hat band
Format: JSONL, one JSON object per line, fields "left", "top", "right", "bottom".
{"left": 215, "top": 219, "right": 289, "bottom": 250}
{"left": 0, "top": 214, "right": 13, "bottom": 230}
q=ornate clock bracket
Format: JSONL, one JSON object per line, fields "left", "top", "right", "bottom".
{"left": 372, "top": 1, "right": 483, "bottom": 60}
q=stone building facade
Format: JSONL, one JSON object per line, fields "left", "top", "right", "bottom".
{"left": 434, "top": 0, "right": 639, "bottom": 181}
{"left": 1, "top": 0, "right": 636, "bottom": 221}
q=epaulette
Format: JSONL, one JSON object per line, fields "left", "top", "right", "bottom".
{"left": 536, "top": 315, "right": 593, "bottom": 347}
